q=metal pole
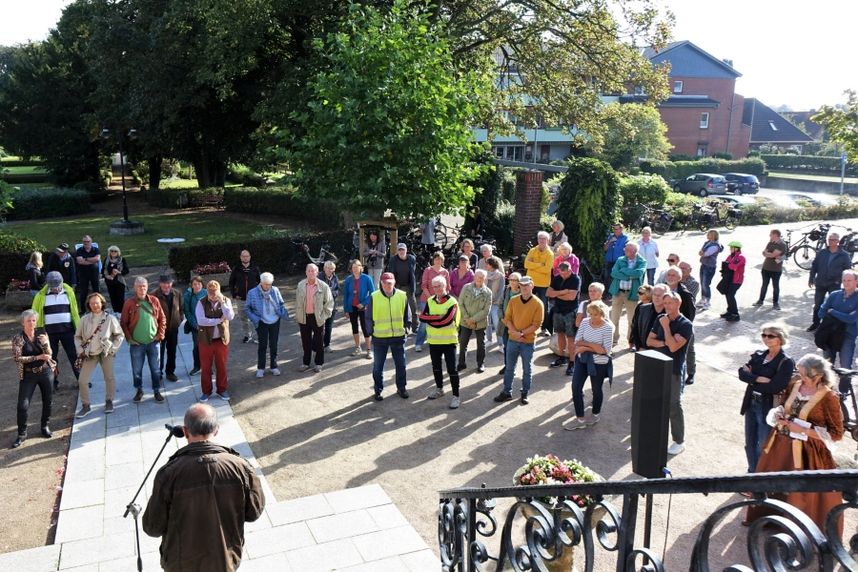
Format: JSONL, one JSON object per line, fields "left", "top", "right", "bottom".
{"left": 119, "top": 137, "right": 129, "bottom": 222}
{"left": 533, "top": 126, "right": 538, "bottom": 164}
{"left": 841, "top": 152, "right": 847, "bottom": 196}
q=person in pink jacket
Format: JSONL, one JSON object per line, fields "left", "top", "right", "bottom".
{"left": 718, "top": 241, "right": 746, "bottom": 322}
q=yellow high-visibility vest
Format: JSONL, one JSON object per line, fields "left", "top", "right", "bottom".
{"left": 370, "top": 289, "right": 407, "bottom": 338}
{"left": 426, "top": 295, "right": 459, "bottom": 345}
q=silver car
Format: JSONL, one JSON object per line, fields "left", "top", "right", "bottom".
{"left": 672, "top": 173, "right": 727, "bottom": 197}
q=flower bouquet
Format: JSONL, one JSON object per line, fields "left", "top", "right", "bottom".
{"left": 513, "top": 454, "right": 598, "bottom": 508}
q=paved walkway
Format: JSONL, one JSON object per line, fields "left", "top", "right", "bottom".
{"left": 0, "top": 330, "right": 437, "bottom": 571}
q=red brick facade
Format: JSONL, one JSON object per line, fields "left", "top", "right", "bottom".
{"left": 513, "top": 170, "right": 543, "bottom": 255}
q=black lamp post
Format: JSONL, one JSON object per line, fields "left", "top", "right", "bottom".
{"left": 101, "top": 127, "right": 137, "bottom": 223}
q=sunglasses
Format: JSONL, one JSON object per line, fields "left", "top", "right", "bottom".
{"left": 760, "top": 333, "right": 779, "bottom": 339}
{"left": 667, "top": 259, "right": 678, "bottom": 264}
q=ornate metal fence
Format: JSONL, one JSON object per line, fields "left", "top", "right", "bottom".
{"left": 438, "top": 470, "right": 858, "bottom": 571}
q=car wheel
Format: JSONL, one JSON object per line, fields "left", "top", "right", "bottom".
{"left": 698, "top": 188, "right": 708, "bottom": 197}
{"left": 673, "top": 185, "right": 681, "bottom": 193}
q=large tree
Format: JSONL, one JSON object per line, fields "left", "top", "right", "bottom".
{"left": 594, "top": 102, "right": 671, "bottom": 171}
{"left": 290, "top": 0, "right": 493, "bottom": 218}
{"left": 813, "top": 90, "right": 858, "bottom": 164}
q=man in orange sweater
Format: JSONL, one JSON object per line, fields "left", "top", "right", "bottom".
{"left": 494, "top": 276, "right": 544, "bottom": 405}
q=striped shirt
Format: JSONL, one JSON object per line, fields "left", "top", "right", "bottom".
{"left": 43, "top": 290, "right": 73, "bottom": 335}
{"left": 575, "top": 318, "right": 614, "bottom": 364}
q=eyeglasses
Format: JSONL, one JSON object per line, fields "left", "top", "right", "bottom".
{"left": 667, "top": 259, "right": 678, "bottom": 263}
{"left": 760, "top": 333, "right": 779, "bottom": 339}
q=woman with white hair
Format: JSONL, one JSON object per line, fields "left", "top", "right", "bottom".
{"left": 245, "top": 272, "right": 289, "bottom": 378}
{"left": 102, "top": 245, "right": 130, "bottom": 313}
{"left": 321, "top": 260, "right": 340, "bottom": 352}
{"left": 12, "top": 310, "right": 54, "bottom": 448}
{"left": 420, "top": 275, "right": 461, "bottom": 409}
{"left": 550, "top": 220, "right": 567, "bottom": 248}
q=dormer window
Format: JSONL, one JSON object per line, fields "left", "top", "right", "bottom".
{"left": 673, "top": 80, "right": 683, "bottom": 93}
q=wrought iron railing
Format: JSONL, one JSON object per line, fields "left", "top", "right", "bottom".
{"left": 438, "top": 469, "right": 858, "bottom": 571}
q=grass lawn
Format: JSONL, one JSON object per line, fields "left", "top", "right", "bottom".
{"left": 9, "top": 210, "right": 276, "bottom": 267}
{"left": 2, "top": 165, "right": 48, "bottom": 175}
{"left": 768, "top": 171, "right": 858, "bottom": 184}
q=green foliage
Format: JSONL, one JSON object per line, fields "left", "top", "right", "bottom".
{"left": 712, "top": 152, "right": 733, "bottom": 160}
{"left": 145, "top": 187, "right": 225, "bottom": 209}
{"left": 290, "top": 0, "right": 493, "bottom": 219}
{"left": 641, "top": 158, "right": 766, "bottom": 180}
{"left": 223, "top": 186, "right": 341, "bottom": 227}
{"left": 668, "top": 153, "right": 698, "bottom": 161}
{"left": 592, "top": 103, "right": 671, "bottom": 171}
{"left": 813, "top": 90, "right": 858, "bottom": 164}
{"left": 8, "top": 187, "right": 90, "bottom": 220}
{"left": 227, "top": 164, "right": 267, "bottom": 187}
{"left": 618, "top": 174, "right": 670, "bottom": 207}
{"left": 0, "top": 158, "right": 44, "bottom": 167}
{"left": 486, "top": 200, "right": 515, "bottom": 255}
{"left": 555, "top": 158, "right": 620, "bottom": 272}
{"left": 0, "top": 230, "right": 46, "bottom": 291}
{"left": 501, "top": 169, "right": 517, "bottom": 202}
{"left": 761, "top": 154, "right": 857, "bottom": 177}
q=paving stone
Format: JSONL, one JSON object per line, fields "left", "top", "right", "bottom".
{"left": 243, "top": 508, "right": 273, "bottom": 533}
{"left": 325, "top": 484, "right": 391, "bottom": 513}
{"left": 339, "top": 556, "right": 407, "bottom": 571}
{"left": 307, "top": 508, "right": 379, "bottom": 544}
{"left": 55, "top": 505, "right": 104, "bottom": 543}
{"left": 367, "top": 503, "right": 410, "bottom": 530}
{"left": 267, "top": 493, "right": 334, "bottom": 526}
{"left": 284, "top": 539, "right": 363, "bottom": 571}
{"left": 61, "top": 564, "right": 99, "bottom": 572}
{"left": 63, "top": 452, "right": 105, "bottom": 483}
{"left": 96, "top": 551, "right": 160, "bottom": 571}
{"left": 59, "top": 478, "right": 104, "bottom": 511}
{"left": 0, "top": 544, "right": 60, "bottom": 571}
{"left": 237, "top": 552, "right": 292, "bottom": 572}
{"left": 58, "top": 531, "right": 135, "bottom": 569}
{"left": 244, "top": 522, "right": 316, "bottom": 559}
{"left": 401, "top": 549, "right": 442, "bottom": 571}
{"left": 351, "top": 525, "right": 428, "bottom": 562}
{"left": 104, "top": 461, "right": 144, "bottom": 491}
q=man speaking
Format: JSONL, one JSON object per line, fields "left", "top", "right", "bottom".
{"left": 143, "top": 404, "right": 265, "bottom": 571}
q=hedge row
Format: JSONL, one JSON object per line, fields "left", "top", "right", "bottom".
{"left": 0, "top": 231, "right": 46, "bottom": 291}
{"left": 167, "top": 230, "right": 353, "bottom": 281}
{"left": 761, "top": 154, "right": 857, "bottom": 177}
{"left": 1, "top": 172, "right": 51, "bottom": 184}
{"left": 223, "top": 186, "right": 342, "bottom": 227}
{"left": 9, "top": 188, "right": 91, "bottom": 220}
{"left": 640, "top": 158, "right": 766, "bottom": 179}
{"left": 145, "top": 187, "right": 224, "bottom": 209}
{"left": 0, "top": 159, "right": 44, "bottom": 168}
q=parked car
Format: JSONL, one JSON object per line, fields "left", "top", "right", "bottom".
{"left": 723, "top": 173, "right": 760, "bottom": 194}
{"left": 671, "top": 173, "right": 727, "bottom": 197}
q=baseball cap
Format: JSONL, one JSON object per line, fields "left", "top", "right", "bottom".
{"left": 57, "top": 242, "right": 69, "bottom": 251}
{"left": 396, "top": 243, "right": 407, "bottom": 251}
{"left": 158, "top": 274, "right": 173, "bottom": 283}
{"left": 380, "top": 272, "right": 395, "bottom": 283}
{"left": 46, "top": 271, "right": 63, "bottom": 288}
{"left": 518, "top": 275, "right": 533, "bottom": 285}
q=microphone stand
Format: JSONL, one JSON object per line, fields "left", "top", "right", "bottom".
{"left": 124, "top": 425, "right": 181, "bottom": 572}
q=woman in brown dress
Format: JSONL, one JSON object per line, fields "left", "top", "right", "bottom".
{"left": 747, "top": 353, "right": 844, "bottom": 532}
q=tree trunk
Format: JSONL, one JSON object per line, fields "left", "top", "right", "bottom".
{"left": 193, "top": 154, "right": 227, "bottom": 189}
{"left": 147, "top": 156, "right": 162, "bottom": 191}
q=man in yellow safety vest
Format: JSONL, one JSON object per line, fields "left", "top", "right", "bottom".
{"left": 367, "top": 272, "right": 410, "bottom": 401}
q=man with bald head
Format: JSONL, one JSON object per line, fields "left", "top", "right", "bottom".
{"left": 607, "top": 242, "right": 646, "bottom": 346}
{"left": 143, "top": 403, "right": 265, "bottom": 572}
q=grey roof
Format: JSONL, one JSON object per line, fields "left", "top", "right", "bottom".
{"left": 742, "top": 99, "right": 814, "bottom": 144}
{"left": 619, "top": 94, "right": 720, "bottom": 108}
{"left": 642, "top": 40, "right": 741, "bottom": 78}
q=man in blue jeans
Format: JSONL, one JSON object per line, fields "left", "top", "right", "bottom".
{"left": 494, "top": 276, "right": 544, "bottom": 405}
{"left": 120, "top": 277, "right": 167, "bottom": 403}
{"left": 818, "top": 269, "right": 858, "bottom": 393}
{"left": 367, "top": 272, "right": 410, "bottom": 401}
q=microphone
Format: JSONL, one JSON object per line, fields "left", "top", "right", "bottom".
{"left": 165, "top": 424, "right": 185, "bottom": 438}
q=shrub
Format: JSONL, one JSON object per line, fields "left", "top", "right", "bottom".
{"left": 145, "top": 187, "right": 224, "bottom": 209}
{"left": 223, "top": 186, "right": 342, "bottom": 227}
{"left": 0, "top": 230, "right": 46, "bottom": 291}
{"left": 72, "top": 180, "right": 109, "bottom": 203}
{"left": 640, "top": 158, "right": 766, "bottom": 180}
{"left": 486, "top": 200, "right": 515, "bottom": 254}
{"left": 2, "top": 171, "right": 51, "bottom": 184}
{"left": 0, "top": 158, "right": 44, "bottom": 168}
{"left": 711, "top": 152, "right": 733, "bottom": 160}
{"left": 618, "top": 174, "right": 670, "bottom": 207}
{"left": 227, "top": 164, "right": 267, "bottom": 187}
{"left": 761, "top": 154, "right": 857, "bottom": 177}
{"left": 501, "top": 169, "right": 517, "bottom": 202}
{"left": 668, "top": 153, "right": 697, "bottom": 162}
{"left": 8, "top": 187, "right": 90, "bottom": 220}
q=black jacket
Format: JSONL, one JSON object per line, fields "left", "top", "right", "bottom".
{"left": 629, "top": 303, "right": 658, "bottom": 349}
{"left": 229, "top": 264, "right": 261, "bottom": 300}
{"left": 810, "top": 248, "right": 852, "bottom": 289}
{"left": 738, "top": 349, "right": 794, "bottom": 415}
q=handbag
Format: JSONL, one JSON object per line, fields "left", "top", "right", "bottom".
{"left": 183, "top": 320, "right": 193, "bottom": 335}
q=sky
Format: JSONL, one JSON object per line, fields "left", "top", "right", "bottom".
{"left": 1, "top": 0, "right": 856, "bottom": 111}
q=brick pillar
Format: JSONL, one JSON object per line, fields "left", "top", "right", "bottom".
{"left": 513, "top": 170, "right": 543, "bottom": 255}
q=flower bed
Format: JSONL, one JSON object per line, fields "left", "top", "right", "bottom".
{"left": 6, "top": 279, "right": 34, "bottom": 309}
{"left": 191, "top": 262, "right": 231, "bottom": 290}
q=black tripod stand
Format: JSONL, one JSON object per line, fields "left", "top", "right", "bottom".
{"left": 124, "top": 424, "right": 183, "bottom": 572}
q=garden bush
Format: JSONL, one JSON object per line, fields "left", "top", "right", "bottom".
{"left": 0, "top": 231, "right": 46, "bottom": 290}
{"left": 640, "top": 158, "right": 766, "bottom": 180}
{"left": 223, "top": 186, "right": 342, "bottom": 227}
{"left": 0, "top": 158, "right": 44, "bottom": 168}
{"left": 8, "top": 187, "right": 90, "bottom": 220}
{"left": 72, "top": 180, "right": 109, "bottom": 203}
{"left": 761, "top": 154, "right": 857, "bottom": 177}
{"left": 2, "top": 171, "right": 51, "bottom": 184}
{"left": 145, "top": 187, "right": 224, "bottom": 209}
{"left": 618, "top": 174, "right": 670, "bottom": 207}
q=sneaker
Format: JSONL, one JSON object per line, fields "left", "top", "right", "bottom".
{"left": 12, "top": 433, "right": 25, "bottom": 448}
{"left": 667, "top": 442, "right": 685, "bottom": 455}
{"left": 725, "top": 314, "right": 741, "bottom": 322}
{"left": 751, "top": 300, "right": 764, "bottom": 307}
{"left": 374, "top": 392, "right": 383, "bottom": 401}
{"left": 428, "top": 387, "right": 445, "bottom": 400}
{"left": 773, "top": 304, "right": 781, "bottom": 311}
{"left": 298, "top": 364, "right": 311, "bottom": 372}
{"left": 189, "top": 367, "right": 201, "bottom": 376}
{"left": 313, "top": 365, "right": 323, "bottom": 373}
{"left": 720, "top": 312, "right": 731, "bottom": 318}
{"left": 256, "top": 369, "right": 265, "bottom": 379}
{"left": 365, "top": 350, "right": 372, "bottom": 360}
{"left": 75, "top": 404, "right": 92, "bottom": 418}
{"left": 243, "top": 335, "right": 250, "bottom": 343}
{"left": 351, "top": 347, "right": 363, "bottom": 357}
{"left": 324, "top": 346, "right": 331, "bottom": 353}
{"left": 565, "top": 364, "right": 575, "bottom": 376}
{"left": 585, "top": 414, "right": 600, "bottom": 426}
{"left": 550, "top": 357, "right": 568, "bottom": 368}
{"left": 41, "top": 425, "right": 52, "bottom": 439}
{"left": 397, "top": 389, "right": 410, "bottom": 399}
{"left": 477, "top": 364, "right": 486, "bottom": 373}
{"left": 271, "top": 368, "right": 281, "bottom": 376}
{"left": 217, "top": 391, "right": 231, "bottom": 401}
{"left": 133, "top": 388, "right": 144, "bottom": 402}
{"left": 563, "top": 417, "right": 588, "bottom": 431}
{"left": 250, "top": 338, "right": 258, "bottom": 344}
{"left": 104, "top": 400, "right": 114, "bottom": 414}
{"left": 414, "top": 345, "right": 423, "bottom": 353}
{"left": 457, "top": 363, "right": 467, "bottom": 372}
{"left": 199, "top": 393, "right": 210, "bottom": 402}
{"left": 166, "top": 373, "right": 179, "bottom": 382}
{"left": 154, "top": 392, "right": 165, "bottom": 403}
{"left": 449, "top": 396, "right": 460, "bottom": 409}
{"left": 806, "top": 324, "right": 818, "bottom": 332}
{"left": 685, "top": 377, "right": 695, "bottom": 385}
{"left": 493, "top": 391, "right": 512, "bottom": 403}
{"left": 520, "top": 393, "right": 529, "bottom": 405}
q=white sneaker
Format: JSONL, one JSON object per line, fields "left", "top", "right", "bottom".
{"left": 255, "top": 369, "right": 265, "bottom": 379}
{"left": 271, "top": 368, "right": 281, "bottom": 376}
{"left": 351, "top": 347, "right": 363, "bottom": 357}
{"left": 298, "top": 364, "right": 311, "bottom": 372}
{"left": 314, "top": 365, "right": 323, "bottom": 373}
{"left": 585, "top": 414, "right": 600, "bottom": 426}
{"left": 414, "top": 345, "right": 423, "bottom": 353}
{"left": 667, "top": 442, "right": 685, "bottom": 455}
{"left": 449, "top": 396, "right": 460, "bottom": 409}
{"left": 365, "top": 350, "right": 372, "bottom": 360}
{"left": 563, "top": 417, "right": 588, "bottom": 431}
{"left": 428, "top": 387, "right": 444, "bottom": 399}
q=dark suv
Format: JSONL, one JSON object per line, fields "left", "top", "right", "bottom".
{"left": 671, "top": 173, "right": 727, "bottom": 197}
{"left": 723, "top": 173, "right": 760, "bottom": 195}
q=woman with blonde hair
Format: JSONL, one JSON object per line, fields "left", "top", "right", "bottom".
{"left": 343, "top": 259, "right": 374, "bottom": 358}
{"left": 564, "top": 300, "right": 614, "bottom": 430}
{"left": 75, "top": 292, "right": 125, "bottom": 417}
{"left": 102, "top": 245, "right": 130, "bottom": 313}
{"left": 25, "top": 251, "right": 45, "bottom": 295}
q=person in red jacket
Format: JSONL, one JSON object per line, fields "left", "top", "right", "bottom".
{"left": 120, "top": 277, "right": 167, "bottom": 403}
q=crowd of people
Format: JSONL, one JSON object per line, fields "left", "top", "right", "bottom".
{"left": 10, "top": 223, "right": 856, "bottom": 533}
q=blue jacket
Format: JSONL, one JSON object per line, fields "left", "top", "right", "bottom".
{"left": 819, "top": 289, "right": 858, "bottom": 337}
{"left": 604, "top": 233, "right": 628, "bottom": 264}
{"left": 810, "top": 248, "right": 852, "bottom": 289}
{"left": 182, "top": 288, "right": 207, "bottom": 329}
{"left": 245, "top": 285, "right": 289, "bottom": 327}
{"left": 342, "top": 273, "right": 375, "bottom": 312}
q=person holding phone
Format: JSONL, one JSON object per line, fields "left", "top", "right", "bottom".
{"left": 11, "top": 310, "right": 54, "bottom": 448}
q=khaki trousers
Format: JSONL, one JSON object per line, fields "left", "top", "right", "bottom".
{"left": 608, "top": 290, "right": 637, "bottom": 345}
{"left": 78, "top": 353, "right": 117, "bottom": 405}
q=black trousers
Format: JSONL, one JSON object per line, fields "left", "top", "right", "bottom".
{"left": 160, "top": 328, "right": 179, "bottom": 375}
{"left": 458, "top": 327, "right": 485, "bottom": 367}
{"left": 257, "top": 320, "right": 281, "bottom": 370}
{"left": 812, "top": 284, "right": 840, "bottom": 327}
{"left": 76, "top": 269, "right": 100, "bottom": 309}
{"left": 17, "top": 371, "right": 52, "bottom": 434}
{"left": 49, "top": 330, "right": 79, "bottom": 381}
{"left": 300, "top": 315, "right": 324, "bottom": 366}
{"left": 430, "top": 344, "right": 460, "bottom": 396}
{"left": 758, "top": 269, "right": 782, "bottom": 304}
{"left": 105, "top": 280, "right": 126, "bottom": 313}
{"left": 725, "top": 283, "right": 742, "bottom": 316}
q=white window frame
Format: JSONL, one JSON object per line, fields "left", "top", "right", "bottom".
{"left": 696, "top": 145, "right": 707, "bottom": 157}
{"left": 700, "top": 112, "right": 710, "bottom": 129}
{"left": 768, "top": 120, "right": 778, "bottom": 131}
{"left": 673, "top": 80, "right": 683, "bottom": 93}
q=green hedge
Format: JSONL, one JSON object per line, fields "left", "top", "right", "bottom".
{"left": 9, "top": 188, "right": 91, "bottom": 220}
{"left": 167, "top": 230, "right": 352, "bottom": 280}
{"left": 640, "top": 158, "right": 766, "bottom": 180}
{"left": 0, "top": 159, "right": 44, "bottom": 168}
{"left": 146, "top": 187, "right": 224, "bottom": 209}
{"left": 761, "top": 154, "right": 857, "bottom": 177}
{"left": 223, "top": 186, "right": 342, "bottom": 226}
{"left": 0, "top": 231, "right": 46, "bottom": 291}
{"left": 2, "top": 171, "right": 51, "bottom": 184}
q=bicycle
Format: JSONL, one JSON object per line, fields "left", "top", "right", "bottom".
{"left": 690, "top": 200, "right": 740, "bottom": 232}
{"left": 783, "top": 223, "right": 830, "bottom": 270}
{"left": 287, "top": 237, "right": 338, "bottom": 274}
{"left": 835, "top": 367, "right": 858, "bottom": 442}
{"left": 633, "top": 205, "right": 673, "bottom": 233}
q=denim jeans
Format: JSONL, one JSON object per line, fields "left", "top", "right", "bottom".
{"left": 827, "top": 335, "right": 857, "bottom": 393}
{"left": 372, "top": 337, "right": 407, "bottom": 393}
{"left": 646, "top": 268, "right": 656, "bottom": 286}
{"left": 256, "top": 320, "right": 281, "bottom": 370}
{"left": 130, "top": 341, "right": 162, "bottom": 391}
{"left": 415, "top": 301, "right": 428, "bottom": 347}
{"left": 533, "top": 287, "right": 549, "bottom": 331}
{"left": 744, "top": 396, "right": 770, "bottom": 472}
{"left": 570, "top": 357, "right": 608, "bottom": 417}
{"left": 503, "top": 340, "right": 534, "bottom": 395}
{"left": 699, "top": 265, "right": 716, "bottom": 300}
{"left": 485, "top": 305, "right": 499, "bottom": 344}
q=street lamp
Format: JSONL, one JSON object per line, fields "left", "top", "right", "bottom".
{"left": 102, "top": 127, "right": 144, "bottom": 236}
